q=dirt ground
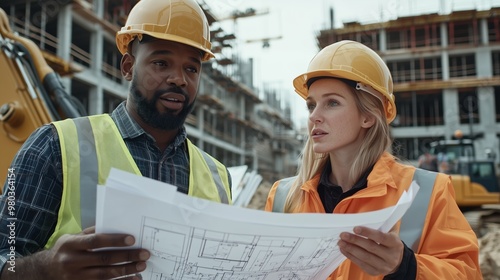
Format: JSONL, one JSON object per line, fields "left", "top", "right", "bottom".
{"left": 246, "top": 182, "right": 500, "bottom": 279}
{"left": 480, "top": 224, "right": 500, "bottom": 280}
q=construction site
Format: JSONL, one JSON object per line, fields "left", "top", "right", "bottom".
{"left": 309, "top": 4, "right": 500, "bottom": 278}
{"left": 0, "top": 0, "right": 303, "bottom": 189}
{"left": 316, "top": 6, "right": 500, "bottom": 163}
{"left": 1, "top": 0, "right": 500, "bottom": 278}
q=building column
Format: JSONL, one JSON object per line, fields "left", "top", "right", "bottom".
{"left": 443, "top": 89, "right": 460, "bottom": 139}
{"left": 252, "top": 145, "right": 258, "bottom": 172}
{"left": 239, "top": 96, "right": 248, "bottom": 165}
{"left": 196, "top": 106, "right": 205, "bottom": 150}
{"left": 89, "top": 27, "right": 104, "bottom": 114}
{"left": 379, "top": 29, "right": 386, "bottom": 52}
{"left": 87, "top": 87, "right": 102, "bottom": 115}
{"left": 93, "top": 0, "right": 104, "bottom": 19}
{"left": 440, "top": 22, "right": 448, "bottom": 47}
{"left": 478, "top": 87, "right": 498, "bottom": 161}
{"left": 480, "top": 18, "right": 489, "bottom": 45}
{"left": 441, "top": 52, "right": 449, "bottom": 81}
{"left": 440, "top": 22, "right": 449, "bottom": 81}
{"left": 476, "top": 48, "right": 493, "bottom": 78}
{"left": 240, "top": 128, "right": 246, "bottom": 165}
{"left": 57, "top": 5, "right": 72, "bottom": 91}
{"left": 475, "top": 18, "right": 492, "bottom": 81}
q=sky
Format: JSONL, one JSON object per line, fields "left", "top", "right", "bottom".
{"left": 205, "top": 0, "right": 500, "bottom": 127}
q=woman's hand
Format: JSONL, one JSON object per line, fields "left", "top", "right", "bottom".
{"left": 338, "top": 226, "right": 404, "bottom": 276}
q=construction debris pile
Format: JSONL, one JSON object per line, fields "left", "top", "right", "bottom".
{"left": 228, "top": 165, "right": 263, "bottom": 208}
{"left": 480, "top": 224, "right": 500, "bottom": 280}
{"left": 246, "top": 181, "right": 272, "bottom": 210}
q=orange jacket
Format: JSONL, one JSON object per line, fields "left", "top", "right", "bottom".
{"left": 265, "top": 152, "right": 482, "bottom": 280}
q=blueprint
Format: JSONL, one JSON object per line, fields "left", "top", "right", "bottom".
{"left": 96, "top": 169, "right": 418, "bottom": 280}
{"left": 140, "top": 216, "right": 341, "bottom": 280}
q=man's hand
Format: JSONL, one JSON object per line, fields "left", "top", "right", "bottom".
{"left": 1, "top": 226, "right": 150, "bottom": 280}
{"left": 338, "top": 226, "right": 404, "bottom": 276}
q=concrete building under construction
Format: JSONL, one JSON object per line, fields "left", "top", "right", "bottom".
{"left": 318, "top": 7, "right": 500, "bottom": 163}
{"left": 0, "top": 0, "right": 302, "bottom": 183}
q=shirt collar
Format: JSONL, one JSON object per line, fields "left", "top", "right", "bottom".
{"left": 111, "top": 102, "right": 144, "bottom": 139}
{"left": 319, "top": 160, "right": 373, "bottom": 191}
{"left": 110, "top": 101, "right": 188, "bottom": 148}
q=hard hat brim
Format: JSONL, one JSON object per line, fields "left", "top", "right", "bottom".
{"left": 293, "top": 69, "right": 396, "bottom": 123}
{"left": 116, "top": 30, "right": 215, "bottom": 61}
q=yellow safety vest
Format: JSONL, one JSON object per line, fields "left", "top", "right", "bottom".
{"left": 45, "top": 114, "right": 231, "bottom": 248}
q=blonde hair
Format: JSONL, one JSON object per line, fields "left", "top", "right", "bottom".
{"left": 284, "top": 81, "right": 393, "bottom": 212}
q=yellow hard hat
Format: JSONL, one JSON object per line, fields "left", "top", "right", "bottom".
{"left": 116, "top": 0, "right": 215, "bottom": 61}
{"left": 293, "top": 40, "right": 396, "bottom": 123}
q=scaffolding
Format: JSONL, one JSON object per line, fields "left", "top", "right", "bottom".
{"left": 317, "top": 7, "right": 500, "bottom": 162}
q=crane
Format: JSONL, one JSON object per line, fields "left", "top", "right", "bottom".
{"left": 245, "top": 36, "right": 282, "bottom": 48}
{"left": 216, "top": 8, "right": 269, "bottom": 21}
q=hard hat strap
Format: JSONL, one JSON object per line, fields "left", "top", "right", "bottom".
{"left": 355, "top": 82, "right": 385, "bottom": 104}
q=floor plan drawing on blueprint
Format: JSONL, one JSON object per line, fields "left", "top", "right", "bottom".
{"left": 140, "top": 216, "right": 341, "bottom": 279}
{"left": 96, "top": 169, "right": 418, "bottom": 280}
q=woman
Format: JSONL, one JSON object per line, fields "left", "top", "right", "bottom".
{"left": 265, "top": 40, "right": 481, "bottom": 279}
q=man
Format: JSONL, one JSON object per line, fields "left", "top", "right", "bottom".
{"left": 417, "top": 149, "right": 439, "bottom": 172}
{"left": 0, "top": 0, "right": 231, "bottom": 279}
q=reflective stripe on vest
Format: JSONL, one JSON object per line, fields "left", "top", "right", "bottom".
{"left": 194, "top": 145, "right": 229, "bottom": 204}
{"left": 185, "top": 137, "right": 231, "bottom": 204}
{"left": 399, "top": 168, "right": 437, "bottom": 251}
{"left": 272, "top": 176, "right": 296, "bottom": 212}
{"left": 74, "top": 117, "right": 98, "bottom": 230}
{"left": 272, "top": 168, "right": 437, "bottom": 251}
{"left": 46, "top": 115, "right": 231, "bottom": 248}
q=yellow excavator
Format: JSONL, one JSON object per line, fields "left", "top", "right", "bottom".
{"left": 0, "top": 8, "right": 85, "bottom": 190}
{"left": 429, "top": 133, "right": 500, "bottom": 236}
{"left": 429, "top": 137, "right": 500, "bottom": 208}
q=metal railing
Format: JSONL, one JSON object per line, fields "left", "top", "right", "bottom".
{"left": 9, "top": 15, "right": 122, "bottom": 81}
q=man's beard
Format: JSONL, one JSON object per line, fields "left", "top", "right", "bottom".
{"left": 129, "top": 76, "right": 195, "bottom": 130}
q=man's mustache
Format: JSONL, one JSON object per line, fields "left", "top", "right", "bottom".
{"left": 152, "top": 86, "right": 189, "bottom": 103}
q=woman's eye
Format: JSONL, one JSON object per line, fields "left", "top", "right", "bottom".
{"left": 306, "top": 104, "right": 315, "bottom": 112}
{"left": 328, "top": 100, "right": 339, "bottom": 107}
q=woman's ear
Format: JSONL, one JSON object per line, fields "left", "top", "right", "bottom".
{"left": 361, "top": 114, "right": 376, "bottom": 128}
{"left": 121, "top": 53, "right": 134, "bottom": 81}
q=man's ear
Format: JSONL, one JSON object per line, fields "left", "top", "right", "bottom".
{"left": 121, "top": 53, "right": 134, "bottom": 81}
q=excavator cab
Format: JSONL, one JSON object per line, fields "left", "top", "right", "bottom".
{"left": 429, "top": 138, "right": 500, "bottom": 208}
{"left": 467, "top": 161, "right": 499, "bottom": 193}
{"left": 429, "top": 139, "right": 475, "bottom": 174}
{"left": 0, "top": 8, "right": 85, "bottom": 190}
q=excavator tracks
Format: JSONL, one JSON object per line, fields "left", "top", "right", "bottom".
{"left": 464, "top": 205, "right": 500, "bottom": 238}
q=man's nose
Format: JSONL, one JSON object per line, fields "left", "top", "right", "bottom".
{"left": 166, "top": 68, "right": 187, "bottom": 87}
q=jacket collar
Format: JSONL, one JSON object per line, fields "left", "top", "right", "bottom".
{"left": 367, "top": 152, "right": 399, "bottom": 190}
{"left": 300, "top": 152, "right": 398, "bottom": 193}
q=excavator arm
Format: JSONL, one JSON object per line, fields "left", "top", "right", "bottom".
{"left": 0, "top": 8, "right": 85, "bottom": 189}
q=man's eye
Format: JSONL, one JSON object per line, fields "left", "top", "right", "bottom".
{"left": 187, "top": 66, "right": 199, "bottom": 73}
{"left": 153, "top": 61, "right": 167, "bottom": 67}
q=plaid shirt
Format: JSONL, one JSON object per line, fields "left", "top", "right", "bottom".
{"left": 0, "top": 102, "right": 193, "bottom": 269}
